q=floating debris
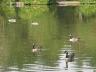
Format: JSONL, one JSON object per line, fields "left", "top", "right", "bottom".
{"left": 8, "top": 19, "right": 16, "bottom": 22}
{"left": 31, "top": 22, "right": 39, "bottom": 26}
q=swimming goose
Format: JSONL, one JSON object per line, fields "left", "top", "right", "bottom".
{"left": 32, "top": 48, "right": 39, "bottom": 53}
{"left": 69, "top": 37, "right": 79, "bottom": 42}
{"left": 32, "top": 43, "right": 40, "bottom": 53}
{"left": 68, "top": 34, "right": 79, "bottom": 42}
{"left": 64, "top": 51, "right": 75, "bottom": 68}
{"left": 64, "top": 51, "right": 75, "bottom": 62}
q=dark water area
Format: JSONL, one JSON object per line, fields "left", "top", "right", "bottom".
{"left": 0, "top": 5, "right": 96, "bottom": 72}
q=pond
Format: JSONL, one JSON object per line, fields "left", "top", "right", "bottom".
{"left": 0, "top": 5, "right": 96, "bottom": 72}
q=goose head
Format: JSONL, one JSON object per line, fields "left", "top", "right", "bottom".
{"left": 64, "top": 51, "right": 69, "bottom": 58}
{"left": 64, "top": 51, "right": 68, "bottom": 54}
{"left": 69, "top": 34, "right": 73, "bottom": 38}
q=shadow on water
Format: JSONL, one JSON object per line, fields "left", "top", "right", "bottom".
{"left": 56, "top": 6, "right": 77, "bottom": 22}
{"left": 50, "top": 6, "right": 80, "bottom": 38}
{"left": 48, "top": 4, "right": 80, "bottom": 30}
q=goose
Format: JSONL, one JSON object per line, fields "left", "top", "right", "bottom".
{"left": 64, "top": 51, "right": 75, "bottom": 62}
{"left": 69, "top": 37, "right": 79, "bottom": 42}
{"left": 32, "top": 48, "right": 39, "bottom": 53}
{"left": 68, "top": 34, "right": 80, "bottom": 42}
{"left": 64, "top": 51, "right": 75, "bottom": 68}
{"left": 32, "top": 43, "right": 40, "bottom": 53}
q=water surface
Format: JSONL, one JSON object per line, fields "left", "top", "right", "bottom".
{"left": 0, "top": 5, "right": 96, "bottom": 72}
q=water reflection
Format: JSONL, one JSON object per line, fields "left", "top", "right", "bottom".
{"left": 0, "top": 5, "right": 96, "bottom": 72}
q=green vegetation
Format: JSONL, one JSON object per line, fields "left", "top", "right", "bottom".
{"left": 0, "top": 0, "right": 49, "bottom": 20}
{"left": 1, "top": 0, "right": 48, "bottom": 4}
{"left": 1, "top": 0, "right": 96, "bottom": 17}
{"left": 19, "top": 6, "right": 48, "bottom": 20}
{"left": 24, "top": 0, "right": 48, "bottom": 4}
{"left": 1, "top": 7, "right": 16, "bottom": 17}
{"left": 80, "top": 0, "right": 96, "bottom": 16}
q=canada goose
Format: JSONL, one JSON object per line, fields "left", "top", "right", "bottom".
{"left": 32, "top": 48, "right": 39, "bottom": 53}
{"left": 69, "top": 37, "right": 79, "bottom": 42}
{"left": 68, "top": 34, "right": 79, "bottom": 42}
{"left": 32, "top": 43, "right": 40, "bottom": 53}
{"left": 64, "top": 51, "right": 75, "bottom": 68}
{"left": 64, "top": 51, "right": 75, "bottom": 62}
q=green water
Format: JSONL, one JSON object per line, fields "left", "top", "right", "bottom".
{"left": 0, "top": 5, "right": 96, "bottom": 72}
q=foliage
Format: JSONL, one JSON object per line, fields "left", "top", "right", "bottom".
{"left": 0, "top": 0, "right": 49, "bottom": 19}
{"left": 2, "top": 0, "right": 48, "bottom": 4}
{"left": 0, "top": 0, "right": 48, "bottom": 6}
{"left": 1, "top": 7, "right": 16, "bottom": 17}
{"left": 19, "top": 6, "right": 48, "bottom": 20}
{"left": 80, "top": 0, "right": 96, "bottom": 16}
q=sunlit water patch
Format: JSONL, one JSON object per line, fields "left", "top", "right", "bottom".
{"left": 0, "top": 47, "right": 95, "bottom": 72}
